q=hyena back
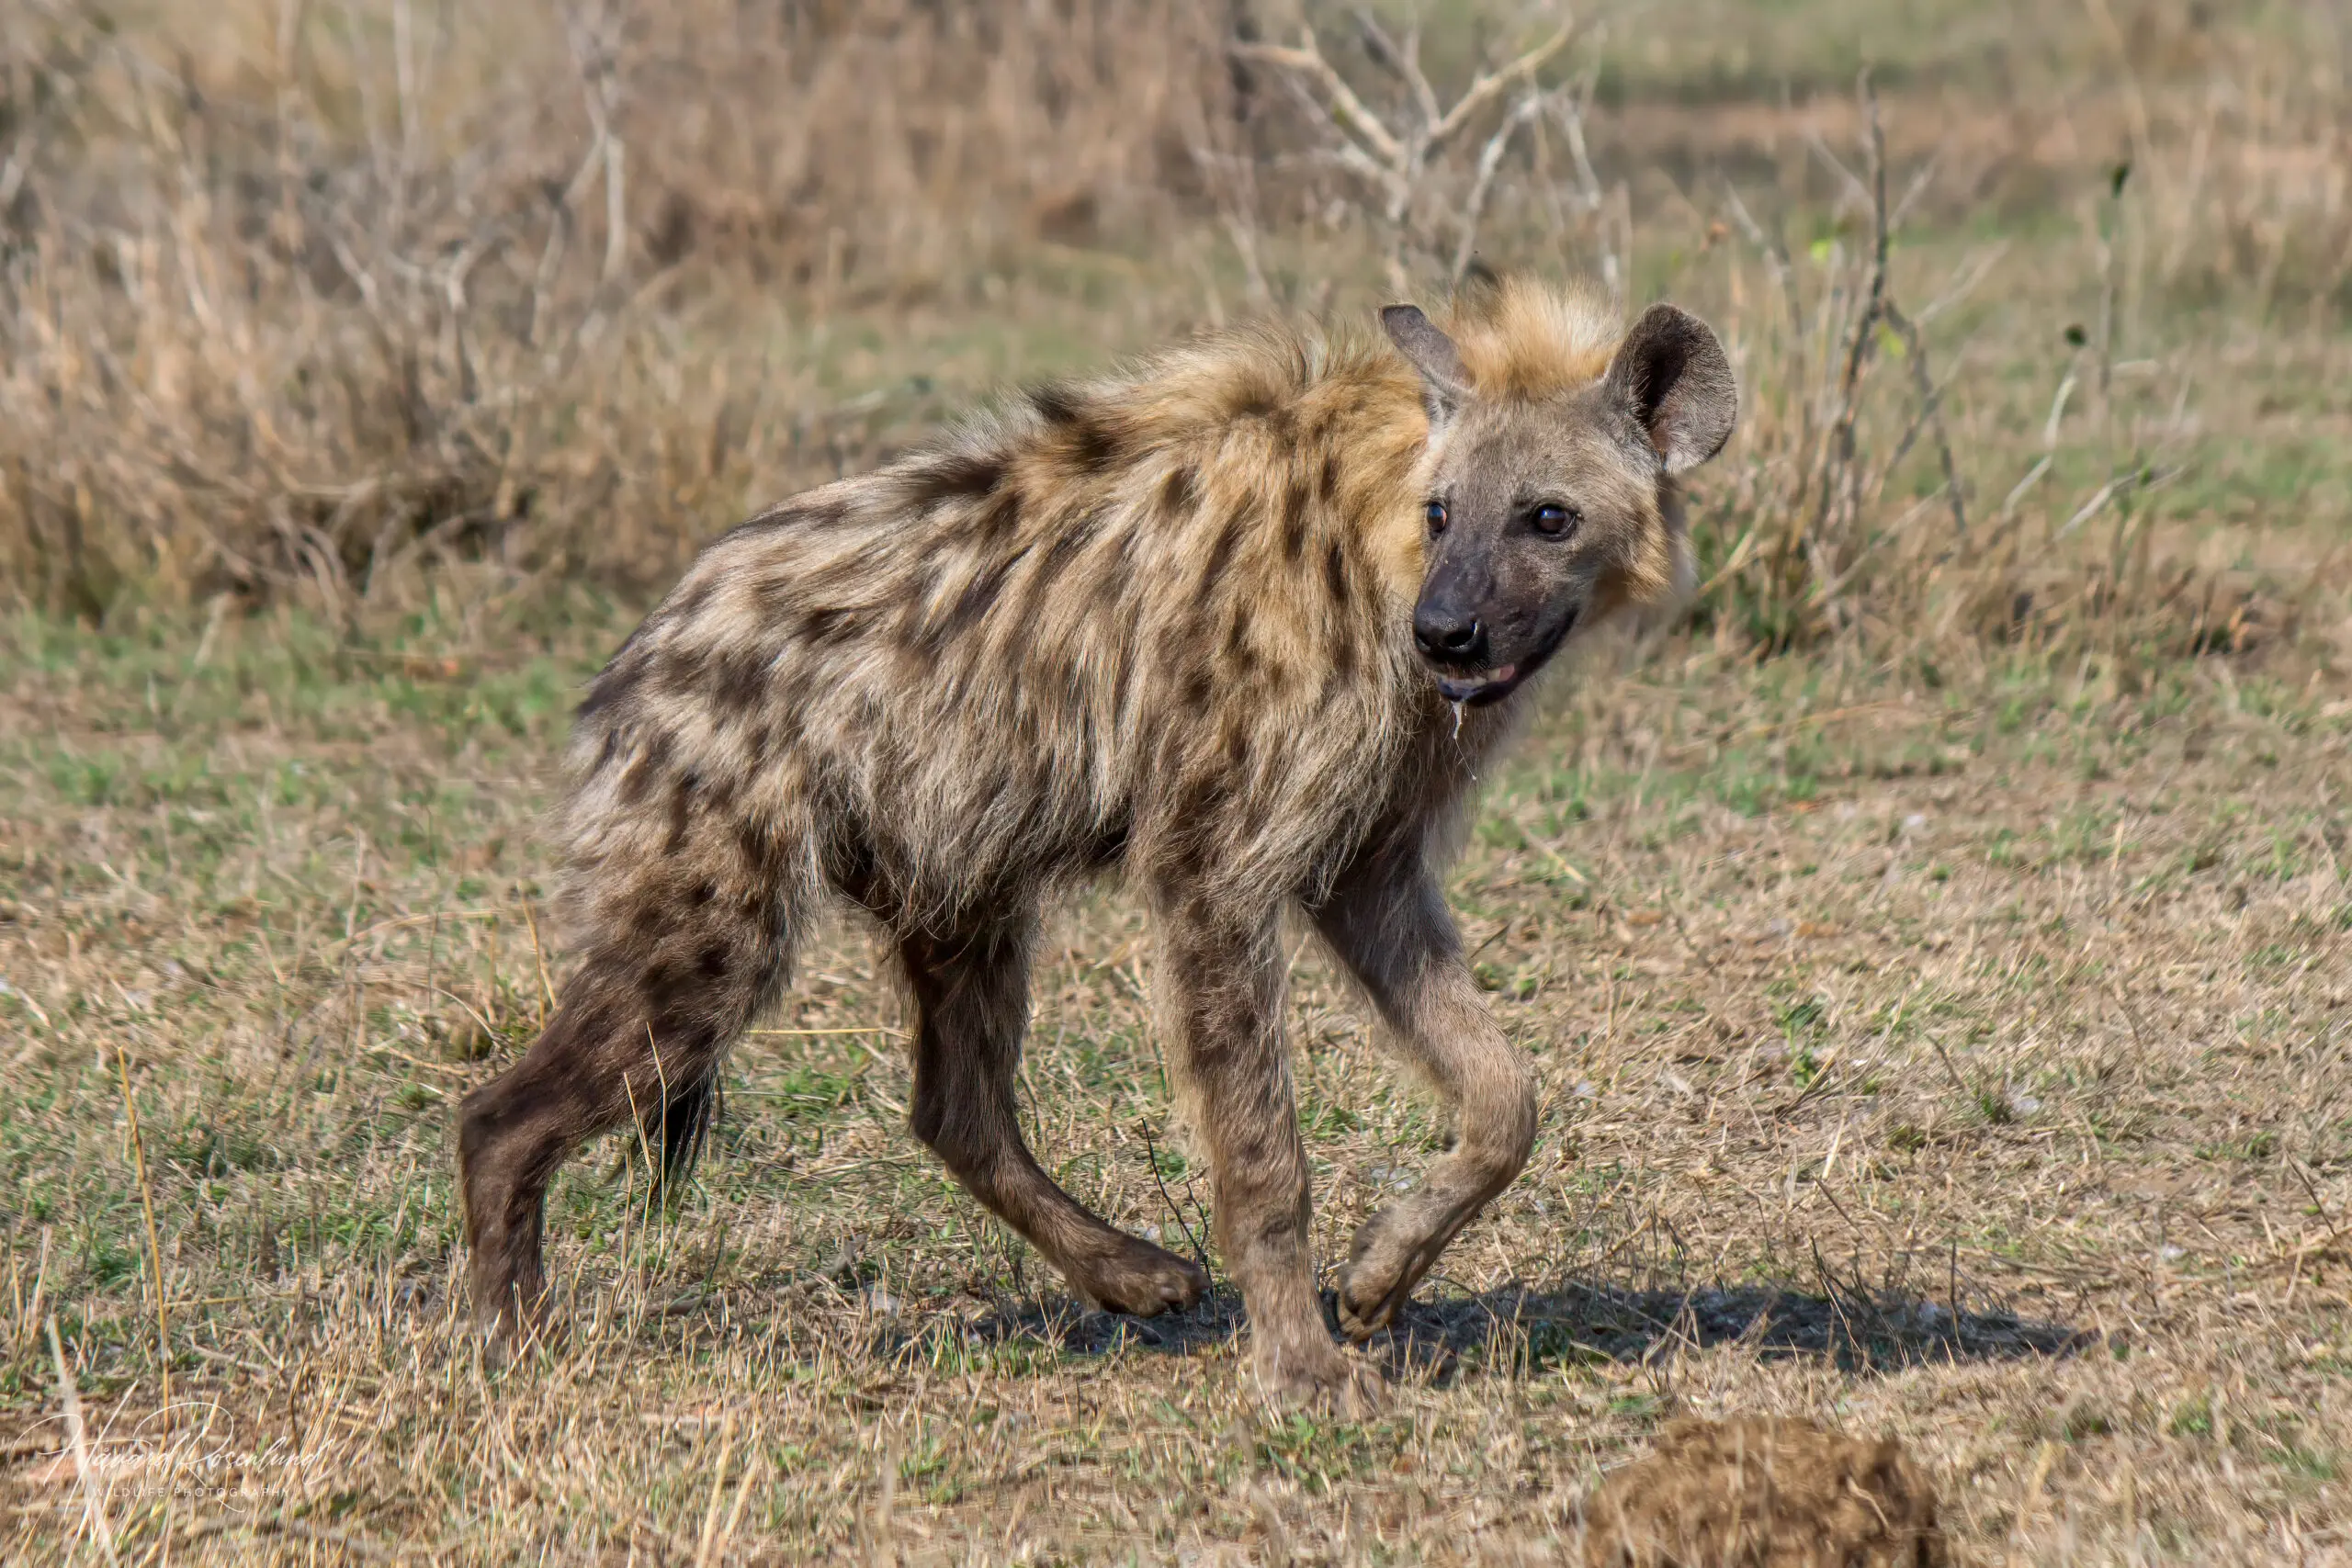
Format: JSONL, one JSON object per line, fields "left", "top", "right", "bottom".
{"left": 458, "top": 276, "right": 1736, "bottom": 1408}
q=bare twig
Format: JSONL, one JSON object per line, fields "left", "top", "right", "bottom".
{"left": 1721, "top": 180, "right": 1804, "bottom": 345}
{"left": 1548, "top": 63, "right": 1623, "bottom": 296}
{"left": 1231, "top": 35, "right": 1404, "bottom": 167}
{"left": 560, "top": 1, "right": 629, "bottom": 288}
{"left": 602, "top": 132, "right": 628, "bottom": 286}
{"left": 1428, "top": 23, "right": 1574, "bottom": 151}
{"left": 1817, "top": 71, "right": 1894, "bottom": 543}
{"left": 1554, "top": 61, "right": 1606, "bottom": 213}
{"left": 1237, "top": 10, "right": 1579, "bottom": 288}
{"left": 1452, "top": 93, "right": 1546, "bottom": 288}
{"left": 1138, "top": 1121, "right": 1213, "bottom": 1279}
{"left": 1185, "top": 129, "right": 1272, "bottom": 309}
{"left": 1882, "top": 301, "right": 1968, "bottom": 542}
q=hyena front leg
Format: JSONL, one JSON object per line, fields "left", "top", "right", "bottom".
{"left": 1154, "top": 892, "right": 1383, "bottom": 1413}
{"left": 899, "top": 914, "right": 1207, "bottom": 1316}
{"left": 1311, "top": 846, "right": 1537, "bottom": 1340}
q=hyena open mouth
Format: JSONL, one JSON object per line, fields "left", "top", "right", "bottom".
{"left": 1430, "top": 606, "right": 1577, "bottom": 706}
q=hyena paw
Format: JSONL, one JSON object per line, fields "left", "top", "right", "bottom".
{"left": 1333, "top": 1207, "right": 1440, "bottom": 1341}
{"left": 1253, "top": 1333, "right": 1385, "bottom": 1416}
{"left": 1072, "top": 1235, "right": 1209, "bottom": 1317}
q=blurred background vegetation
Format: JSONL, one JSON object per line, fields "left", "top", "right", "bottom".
{"left": 2, "top": 0, "right": 2346, "bottom": 669}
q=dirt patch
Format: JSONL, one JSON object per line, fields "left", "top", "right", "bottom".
{"left": 1583, "top": 1416, "right": 1949, "bottom": 1568}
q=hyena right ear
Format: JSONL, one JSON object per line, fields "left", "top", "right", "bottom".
{"left": 1382, "top": 304, "right": 1470, "bottom": 424}
{"left": 1603, "top": 302, "right": 1738, "bottom": 476}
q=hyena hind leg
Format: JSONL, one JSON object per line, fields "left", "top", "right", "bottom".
{"left": 458, "top": 905, "right": 789, "bottom": 1340}
{"left": 899, "top": 915, "right": 1206, "bottom": 1317}
{"left": 1310, "top": 850, "right": 1537, "bottom": 1340}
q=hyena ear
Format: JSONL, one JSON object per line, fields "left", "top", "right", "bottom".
{"left": 1603, "top": 302, "right": 1738, "bottom": 476}
{"left": 1382, "top": 304, "right": 1470, "bottom": 423}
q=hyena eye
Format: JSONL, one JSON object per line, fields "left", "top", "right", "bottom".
{"left": 1424, "top": 500, "right": 1449, "bottom": 535}
{"left": 1532, "top": 503, "right": 1579, "bottom": 537}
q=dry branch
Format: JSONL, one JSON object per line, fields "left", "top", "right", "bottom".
{"left": 1235, "top": 8, "right": 1580, "bottom": 289}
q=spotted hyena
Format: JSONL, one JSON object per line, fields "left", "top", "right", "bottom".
{"left": 458, "top": 276, "right": 1736, "bottom": 1408}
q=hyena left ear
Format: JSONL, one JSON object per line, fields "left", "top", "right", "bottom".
{"left": 1382, "top": 305, "right": 1470, "bottom": 423}
{"left": 1604, "top": 302, "right": 1738, "bottom": 475}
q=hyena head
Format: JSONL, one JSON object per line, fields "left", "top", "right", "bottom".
{"left": 1382, "top": 288, "right": 1737, "bottom": 705}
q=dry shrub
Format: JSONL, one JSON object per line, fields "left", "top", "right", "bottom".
{"left": 1229, "top": 6, "right": 1605, "bottom": 296}
{"left": 1582, "top": 1417, "right": 1949, "bottom": 1568}
{"left": 0, "top": 0, "right": 2344, "bottom": 667}
{"left": 1685, "top": 82, "right": 1982, "bottom": 658}
{"left": 1681, "top": 73, "right": 2329, "bottom": 671}
{"left": 0, "top": 0, "right": 1229, "bottom": 617}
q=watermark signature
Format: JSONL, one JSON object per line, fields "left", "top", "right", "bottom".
{"left": 18, "top": 1402, "right": 336, "bottom": 1507}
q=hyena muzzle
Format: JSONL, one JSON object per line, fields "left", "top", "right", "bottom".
{"left": 457, "top": 276, "right": 1736, "bottom": 1409}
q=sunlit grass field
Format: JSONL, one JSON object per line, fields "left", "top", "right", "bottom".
{"left": 5, "top": 0, "right": 2352, "bottom": 1561}
{"left": 6, "top": 597, "right": 2348, "bottom": 1561}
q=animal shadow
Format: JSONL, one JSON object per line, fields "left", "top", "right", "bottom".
{"left": 951, "top": 1273, "right": 2087, "bottom": 1384}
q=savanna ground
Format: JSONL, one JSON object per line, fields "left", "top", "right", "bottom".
{"left": 4, "top": 0, "right": 2352, "bottom": 1562}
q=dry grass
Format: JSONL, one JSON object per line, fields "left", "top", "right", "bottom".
{"left": 6, "top": 0, "right": 2342, "bottom": 654}
{"left": 0, "top": 0, "right": 1227, "bottom": 613}
{"left": 3, "top": 613, "right": 2348, "bottom": 1562}
{"left": 3, "top": 0, "right": 2352, "bottom": 1562}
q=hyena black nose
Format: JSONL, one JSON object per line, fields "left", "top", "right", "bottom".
{"left": 1413, "top": 606, "right": 1486, "bottom": 664}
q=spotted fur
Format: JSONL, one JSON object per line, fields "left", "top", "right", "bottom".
{"left": 458, "top": 277, "right": 1736, "bottom": 1408}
